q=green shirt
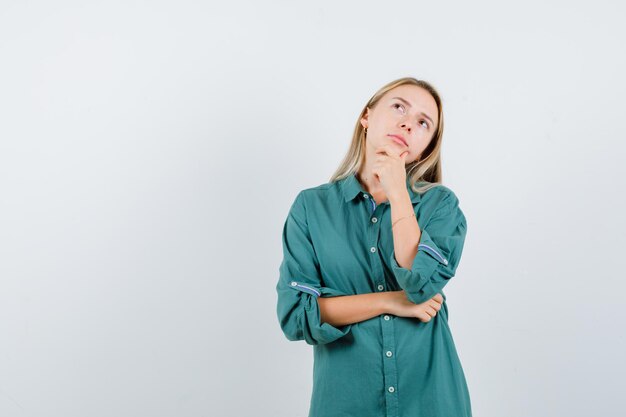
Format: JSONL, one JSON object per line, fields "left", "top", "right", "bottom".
{"left": 276, "top": 172, "right": 471, "bottom": 417}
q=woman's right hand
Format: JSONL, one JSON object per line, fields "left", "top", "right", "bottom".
{"left": 384, "top": 290, "right": 443, "bottom": 322}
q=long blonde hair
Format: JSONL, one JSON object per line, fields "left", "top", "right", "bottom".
{"left": 329, "top": 77, "right": 445, "bottom": 194}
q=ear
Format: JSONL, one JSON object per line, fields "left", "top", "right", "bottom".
{"left": 360, "top": 107, "right": 370, "bottom": 129}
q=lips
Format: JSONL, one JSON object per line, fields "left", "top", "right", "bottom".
{"left": 388, "top": 134, "right": 408, "bottom": 147}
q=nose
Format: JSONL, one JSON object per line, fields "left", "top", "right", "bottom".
{"left": 399, "top": 119, "right": 412, "bottom": 133}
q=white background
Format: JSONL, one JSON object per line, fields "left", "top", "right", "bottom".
{"left": 1, "top": 1, "right": 625, "bottom": 416}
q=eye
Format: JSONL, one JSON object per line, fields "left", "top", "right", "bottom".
{"left": 392, "top": 103, "right": 405, "bottom": 113}
{"left": 420, "top": 120, "right": 429, "bottom": 129}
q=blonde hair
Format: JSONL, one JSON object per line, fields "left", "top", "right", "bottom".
{"left": 329, "top": 77, "right": 445, "bottom": 194}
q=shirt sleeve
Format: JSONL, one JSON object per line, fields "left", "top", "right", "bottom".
{"left": 389, "top": 192, "right": 468, "bottom": 305}
{"left": 276, "top": 191, "right": 353, "bottom": 345}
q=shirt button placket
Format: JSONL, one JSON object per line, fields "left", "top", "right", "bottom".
{"left": 366, "top": 201, "right": 398, "bottom": 416}
{"left": 381, "top": 311, "right": 399, "bottom": 416}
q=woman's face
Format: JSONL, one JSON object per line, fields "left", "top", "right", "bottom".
{"left": 360, "top": 84, "right": 439, "bottom": 164}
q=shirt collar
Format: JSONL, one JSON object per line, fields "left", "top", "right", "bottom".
{"left": 339, "top": 172, "right": 421, "bottom": 204}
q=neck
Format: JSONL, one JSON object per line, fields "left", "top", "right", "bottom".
{"left": 357, "top": 158, "right": 384, "bottom": 196}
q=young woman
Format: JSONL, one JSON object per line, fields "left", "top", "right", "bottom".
{"left": 276, "top": 77, "right": 471, "bottom": 417}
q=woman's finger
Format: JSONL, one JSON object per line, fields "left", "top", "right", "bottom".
{"left": 376, "top": 143, "right": 405, "bottom": 158}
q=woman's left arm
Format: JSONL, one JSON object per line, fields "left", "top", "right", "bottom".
{"left": 388, "top": 191, "right": 468, "bottom": 304}
{"left": 373, "top": 143, "right": 467, "bottom": 304}
{"left": 372, "top": 143, "right": 424, "bottom": 269}
{"left": 388, "top": 191, "right": 422, "bottom": 270}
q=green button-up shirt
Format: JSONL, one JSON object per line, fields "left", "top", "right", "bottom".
{"left": 276, "top": 172, "right": 471, "bottom": 417}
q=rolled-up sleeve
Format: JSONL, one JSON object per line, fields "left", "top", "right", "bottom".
{"left": 276, "top": 191, "right": 353, "bottom": 345}
{"left": 389, "top": 192, "right": 468, "bottom": 304}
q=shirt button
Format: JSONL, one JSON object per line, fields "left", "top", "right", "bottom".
{"left": 290, "top": 281, "right": 297, "bottom": 286}
{"left": 371, "top": 217, "right": 378, "bottom": 223}
{"left": 370, "top": 247, "right": 377, "bottom": 253}
{"left": 386, "top": 351, "right": 393, "bottom": 357}
{"left": 363, "top": 194, "right": 369, "bottom": 199}
{"left": 384, "top": 315, "right": 390, "bottom": 321}
{"left": 377, "top": 284, "right": 384, "bottom": 291}
{"left": 388, "top": 386, "right": 395, "bottom": 393}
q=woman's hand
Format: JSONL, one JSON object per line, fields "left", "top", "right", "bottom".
{"left": 384, "top": 290, "right": 443, "bottom": 322}
{"left": 372, "top": 142, "right": 409, "bottom": 202}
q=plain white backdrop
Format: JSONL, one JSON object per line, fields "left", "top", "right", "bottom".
{"left": 1, "top": 1, "right": 625, "bottom": 416}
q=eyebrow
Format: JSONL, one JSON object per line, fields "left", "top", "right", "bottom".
{"left": 391, "top": 97, "right": 435, "bottom": 126}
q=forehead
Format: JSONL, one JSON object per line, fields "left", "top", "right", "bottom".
{"left": 381, "top": 85, "right": 438, "bottom": 121}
